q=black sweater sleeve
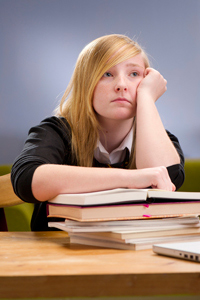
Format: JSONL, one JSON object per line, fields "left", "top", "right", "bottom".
{"left": 11, "top": 116, "right": 72, "bottom": 203}
{"left": 165, "top": 130, "right": 185, "bottom": 190}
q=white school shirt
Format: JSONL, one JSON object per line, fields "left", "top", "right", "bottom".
{"left": 94, "top": 127, "right": 133, "bottom": 165}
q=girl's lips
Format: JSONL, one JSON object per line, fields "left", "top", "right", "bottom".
{"left": 112, "top": 98, "right": 131, "bottom": 104}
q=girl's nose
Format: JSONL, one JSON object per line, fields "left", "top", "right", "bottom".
{"left": 115, "top": 77, "right": 127, "bottom": 92}
{"left": 116, "top": 86, "right": 127, "bottom": 91}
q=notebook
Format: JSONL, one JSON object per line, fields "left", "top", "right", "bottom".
{"left": 153, "top": 240, "right": 200, "bottom": 262}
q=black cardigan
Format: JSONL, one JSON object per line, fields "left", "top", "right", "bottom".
{"left": 11, "top": 116, "right": 185, "bottom": 231}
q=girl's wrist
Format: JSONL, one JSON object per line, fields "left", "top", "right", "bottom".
{"left": 117, "top": 168, "right": 131, "bottom": 189}
{"left": 136, "top": 93, "right": 156, "bottom": 105}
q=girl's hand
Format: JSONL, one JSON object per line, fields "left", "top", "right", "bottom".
{"left": 127, "top": 166, "right": 176, "bottom": 192}
{"left": 137, "top": 68, "right": 167, "bottom": 102}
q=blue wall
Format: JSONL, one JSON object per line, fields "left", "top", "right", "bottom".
{"left": 1, "top": 0, "right": 200, "bottom": 164}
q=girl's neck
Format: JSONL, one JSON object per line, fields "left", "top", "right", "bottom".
{"left": 98, "top": 118, "right": 134, "bottom": 153}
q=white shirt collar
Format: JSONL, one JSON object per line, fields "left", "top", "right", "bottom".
{"left": 94, "top": 127, "right": 133, "bottom": 164}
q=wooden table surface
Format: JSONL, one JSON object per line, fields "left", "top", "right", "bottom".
{"left": 1, "top": 231, "right": 200, "bottom": 298}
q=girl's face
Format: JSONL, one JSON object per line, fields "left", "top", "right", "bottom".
{"left": 93, "top": 54, "right": 145, "bottom": 126}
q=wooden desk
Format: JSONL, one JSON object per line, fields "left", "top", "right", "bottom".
{"left": 1, "top": 231, "right": 200, "bottom": 298}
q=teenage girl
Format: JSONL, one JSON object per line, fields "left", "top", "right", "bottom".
{"left": 11, "top": 34, "right": 184, "bottom": 230}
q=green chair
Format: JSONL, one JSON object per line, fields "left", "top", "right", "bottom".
{"left": 4, "top": 202, "right": 34, "bottom": 231}
{"left": 0, "top": 165, "right": 34, "bottom": 231}
{"left": 179, "top": 159, "right": 200, "bottom": 192}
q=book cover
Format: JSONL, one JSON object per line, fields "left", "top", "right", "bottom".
{"left": 47, "top": 201, "right": 200, "bottom": 222}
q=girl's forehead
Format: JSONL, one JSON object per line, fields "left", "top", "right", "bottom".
{"left": 107, "top": 54, "right": 146, "bottom": 70}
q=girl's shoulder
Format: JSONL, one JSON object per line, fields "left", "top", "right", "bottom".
{"left": 39, "top": 116, "right": 71, "bottom": 130}
{"left": 25, "top": 116, "right": 72, "bottom": 150}
{"left": 31, "top": 116, "right": 72, "bottom": 139}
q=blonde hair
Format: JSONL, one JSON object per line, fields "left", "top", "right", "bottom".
{"left": 56, "top": 34, "right": 150, "bottom": 167}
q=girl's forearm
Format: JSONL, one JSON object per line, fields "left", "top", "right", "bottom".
{"left": 135, "top": 68, "right": 180, "bottom": 169}
{"left": 31, "top": 164, "right": 128, "bottom": 201}
{"left": 135, "top": 95, "right": 180, "bottom": 169}
{"left": 31, "top": 164, "right": 175, "bottom": 202}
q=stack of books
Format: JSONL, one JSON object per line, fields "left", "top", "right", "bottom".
{"left": 47, "top": 188, "right": 200, "bottom": 250}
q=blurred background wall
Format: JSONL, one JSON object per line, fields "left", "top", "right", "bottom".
{"left": 0, "top": 0, "right": 200, "bottom": 164}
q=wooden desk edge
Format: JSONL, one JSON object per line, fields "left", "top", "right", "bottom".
{"left": 1, "top": 273, "right": 200, "bottom": 298}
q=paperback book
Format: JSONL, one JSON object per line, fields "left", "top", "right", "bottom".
{"left": 48, "top": 216, "right": 200, "bottom": 250}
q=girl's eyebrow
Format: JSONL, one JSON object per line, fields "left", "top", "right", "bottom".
{"left": 126, "top": 63, "right": 144, "bottom": 69}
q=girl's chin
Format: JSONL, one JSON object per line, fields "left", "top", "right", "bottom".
{"left": 95, "top": 110, "right": 136, "bottom": 124}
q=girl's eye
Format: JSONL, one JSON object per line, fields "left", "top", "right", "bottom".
{"left": 130, "top": 72, "right": 139, "bottom": 77}
{"left": 103, "top": 72, "right": 112, "bottom": 77}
